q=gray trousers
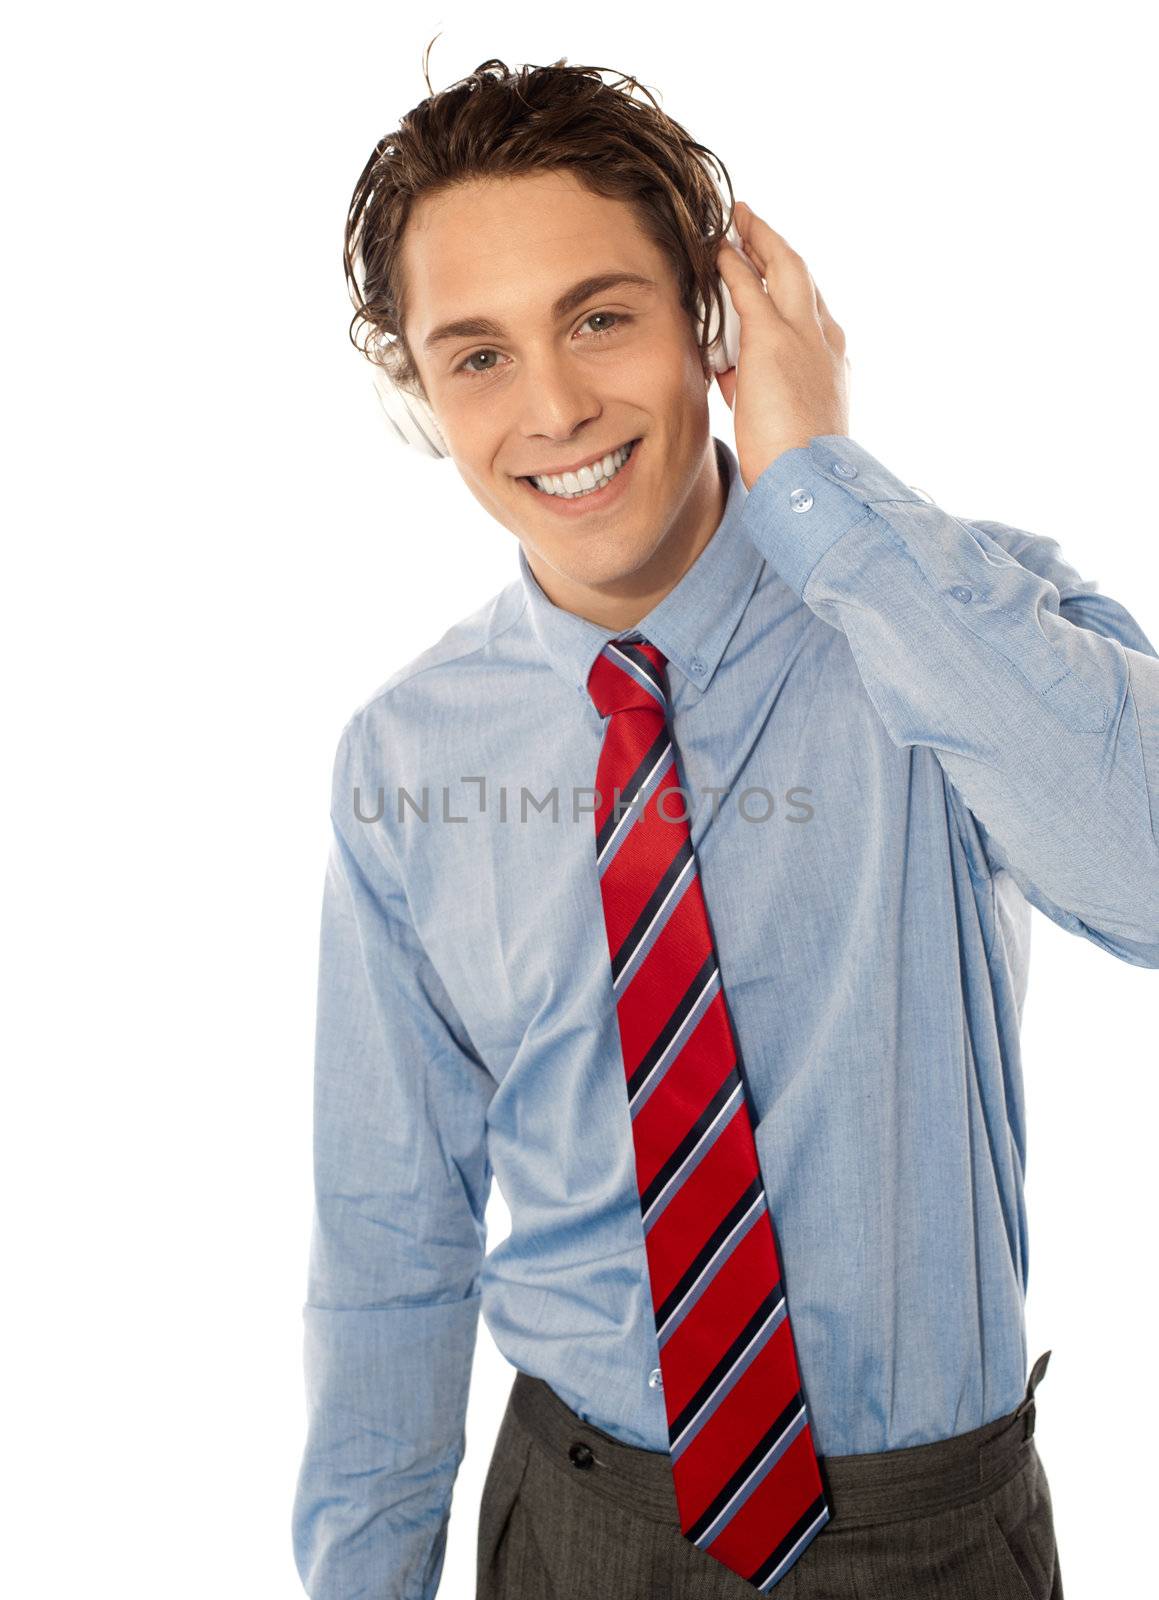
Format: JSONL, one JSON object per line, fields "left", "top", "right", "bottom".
{"left": 477, "top": 1351, "right": 1063, "bottom": 1598}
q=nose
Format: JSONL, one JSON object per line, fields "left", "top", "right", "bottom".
{"left": 513, "top": 347, "right": 604, "bottom": 447}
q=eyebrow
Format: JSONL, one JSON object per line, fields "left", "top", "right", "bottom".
{"left": 422, "top": 272, "right": 658, "bottom": 354}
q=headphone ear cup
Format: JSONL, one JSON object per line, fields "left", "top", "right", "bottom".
{"left": 370, "top": 362, "right": 450, "bottom": 458}
{"left": 696, "top": 217, "right": 743, "bottom": 375}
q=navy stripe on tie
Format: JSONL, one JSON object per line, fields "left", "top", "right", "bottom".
{"left": 641, "top": 1082, "right": 742, "bottom": 1235}
{"left": 608, "top": 638, "right": 668, "bottom": 699}
{"left": 627, "top": 960, "right": 722, "bottom": 1123}
{"left": 625, "top": 946, "right": 716, "bottom": 1089}
{"left": 656, "top": 1177, "right": 765, "bottom": 1337}
{"left": 669, "top": 1286, "right": 787, "bottom": 1452}
{"left": 612, "top": 852, "right": 698, "bottom": 998}
{"left": 595, "top": 726, "right": 672, "bottom": 863}
{"left": 611, "top": 833, "right": 696, "bottom": 983}
{"left": 749, "top": 1498, "right": 832, "bottom": 1591}
{"left": 639, "top": 1068, "right": 745, "bottom": 1218}
{"left": 688, "top": 1388, "right": 806, "bottom": 1548}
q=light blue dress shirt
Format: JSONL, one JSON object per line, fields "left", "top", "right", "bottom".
{"left": 292, "top": 433, "right": 1159, "bottom": 1599}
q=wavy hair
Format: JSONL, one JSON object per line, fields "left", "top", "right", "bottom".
{"left": 343, "top": 43, "right": 737, "bottom": 398}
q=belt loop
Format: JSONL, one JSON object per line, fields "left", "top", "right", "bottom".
{"left": 1013, "top": 1348, "right": 1051, "bottom": 1440}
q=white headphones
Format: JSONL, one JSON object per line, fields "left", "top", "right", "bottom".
{"left": 367, "top": 218, "right": 745, "bottom": 459}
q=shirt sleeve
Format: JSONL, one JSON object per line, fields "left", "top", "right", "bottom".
{"left": 738, "top": 434, "right": 1159, "bottom": 967}
{"left": 292, "top": 715, "right": 495, "bottom": 1599}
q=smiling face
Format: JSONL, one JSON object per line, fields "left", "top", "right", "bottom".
{"left": 400, "top": 169, "right": 725, "bottom": 631}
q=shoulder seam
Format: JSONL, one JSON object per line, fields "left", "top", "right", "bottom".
{"left": 348, "top": 582, "right": 530, "bottom": 723}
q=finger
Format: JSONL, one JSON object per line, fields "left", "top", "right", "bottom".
{"left": 718, "top": 232, "right": 763, "bottom": 285}
{"left": 734, "top": 200, "right": 818, "bottom": 328}
{"left": 716, "top": 236, "right": 789, "bottom": 325}
{"left": 812, "top": 281, "right": 841, "bottom": 340}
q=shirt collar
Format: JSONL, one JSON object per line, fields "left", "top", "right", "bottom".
{"left": 517, "top": 435, "right": 763, "bottom": 699}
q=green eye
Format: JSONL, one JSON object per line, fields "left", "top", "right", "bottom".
{"left": 457, "top": 311, "right": 633, "bottom": 379}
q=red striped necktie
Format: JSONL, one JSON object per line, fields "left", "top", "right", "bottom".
{"left": 586, "top": 629, "right": 832, "bottom": 1592}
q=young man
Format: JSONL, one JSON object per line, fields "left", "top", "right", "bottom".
{"left": 292, "top": 58, "right": 1159, "bottom": 1600}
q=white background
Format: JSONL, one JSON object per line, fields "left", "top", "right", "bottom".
{"left": 6, "top": 2, "right": 1156, "bottom": 1595}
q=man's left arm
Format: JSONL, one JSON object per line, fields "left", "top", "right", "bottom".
{"left": 739, "top": 434, "right": 1159, "bottom": 964}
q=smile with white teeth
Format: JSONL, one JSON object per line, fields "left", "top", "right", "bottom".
{"left": 526, "top": 439, "right": 637, "bottom": 498}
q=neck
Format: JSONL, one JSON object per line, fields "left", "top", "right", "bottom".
{"left": 524, "top": 439, "right": 726, "bottom": 632}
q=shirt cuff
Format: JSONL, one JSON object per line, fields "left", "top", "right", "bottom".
{"left": 738, "top": 434, "right": 931, "bottom": 598}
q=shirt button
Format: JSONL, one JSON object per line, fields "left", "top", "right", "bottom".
{"left": 950, "top": 585, "right": 973, "bottom": 603}
{"left": 568, "top": 1441, "right": 595, "bottom": 1469}
{"left": 789, "top": 488, "right": 814, "bottom": 513}
{"left": 690, "top": 658, "right": 704, "bottom": 675}
{"left": 648, "top": 1367, "right": 664, "bottom": 1389}
{"left": 832, "top": 460, "right": 858, "bottom": 479}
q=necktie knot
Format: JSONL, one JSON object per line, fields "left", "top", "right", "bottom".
{"left": 587, "top": 631, "right": 670, "bottom": 720}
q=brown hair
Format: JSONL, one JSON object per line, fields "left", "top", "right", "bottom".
{"left": 343, "top": 45, "right": 737, "bottom": 399}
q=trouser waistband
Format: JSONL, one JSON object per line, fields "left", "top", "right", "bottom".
{"left": 510, "top": 1349, "right": 1052, "bottom": 1530}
